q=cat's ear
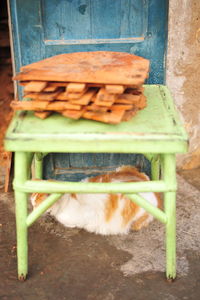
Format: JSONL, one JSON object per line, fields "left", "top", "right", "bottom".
{"left": 116, "top": 165, "right": 149, "bottom": 181}
{"left": 30, "top": 193, "right": 49, "bottom": 208}
{"left": 30, "top": 193, "right": 38, "bottom": 208}
{"left": 116, "top": 165, "right": 139, "bottom": 173}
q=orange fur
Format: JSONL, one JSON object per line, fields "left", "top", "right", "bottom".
{"left": 105, "top": 194, "right": 119, "bottom": 222}
{"left": 87, "top": 167, "right": 151, "bottom": 226}
{"left": 121, "top": 197, "right": 139, "bottom": 226}
{"left": 32, "top": 192, "right": 49, "bottom": 207}
{"left": 31, "top": 166, "right": 162, "bottom": 235}
{"left": 155, "top": 192, "right": 162, "bottom": 209}
{"left": 132, "top": 213, "right": 150, "bottom": 231}
{"left": 116, "top": 166, "right": 149, "bottom": 182}
{"left": 71, "top": 193, "right": 78, "bottom": 200}
{"left": 88, "top": 166, "right": 149, "bottom": 184}
{"left": 88, "top": 173, "right": 110, "bottom": 183}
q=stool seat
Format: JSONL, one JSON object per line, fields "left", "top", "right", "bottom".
{"left": 4, "top": 84, "right": 188, "bottom": 281}
{"left": 5, "top": 85, "right": 187, "bottom": 154}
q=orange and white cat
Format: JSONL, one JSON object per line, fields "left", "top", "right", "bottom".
{"left": 31, "top": 166, "right": 161, "bottom": 235}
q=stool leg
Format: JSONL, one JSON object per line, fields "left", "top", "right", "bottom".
{"left": 162, "top": 154, "right": 177, "bottom": 280}
{"left": 15, "top": 190, "right": 28, "bottom": 280}
{"left": 151, "top": 154, "right": 160, "bottom": 180}
{"left": 14, "top": 152, "right": 32, "bottom": 280}
{"left": 34, "top": 153, "right": 43, "bottom": 179}
{"left": 164, "top": 191, "right": 176, "bottom": 280}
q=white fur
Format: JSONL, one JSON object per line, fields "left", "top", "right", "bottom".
{"left": 32, "top": 192, "right": 158, "bottom": 235}
{"left": 31, "top": 169, "right": 159, "bottom": 235}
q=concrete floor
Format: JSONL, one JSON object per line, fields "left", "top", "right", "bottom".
{"left": 0, "top": 169, "right": 200, "bottom": 300}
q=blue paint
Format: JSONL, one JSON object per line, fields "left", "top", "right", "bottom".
{"left": 43, "top": 153, "right": 151, "bottom": 181}
{"left": 8, "top": 0, "right": 168, "bottom": 180}
{"left": 41, "top": 0, "right": 147, "bottom": 41}
{"left": 78, "top": 4, "right": 87, "bottom": 15}
{"left": 44, "top": 37, "right": 144, "bottom": 45}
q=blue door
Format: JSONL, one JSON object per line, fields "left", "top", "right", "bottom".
{"left": 8, "top": 0, "right": 168, "bottom": 180}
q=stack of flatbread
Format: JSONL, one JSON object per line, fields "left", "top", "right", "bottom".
{"left": 11, "top": 51, "right": 149, "bottom": 124}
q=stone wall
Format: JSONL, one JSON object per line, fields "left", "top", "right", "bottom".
{"left": 166, "top": 0, "right": 200, "bottom": 169}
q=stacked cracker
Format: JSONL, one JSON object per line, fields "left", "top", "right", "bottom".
{"left": 11, "top": 51, "right": 149, "bottom": 124}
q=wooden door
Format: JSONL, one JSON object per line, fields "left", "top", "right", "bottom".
{"left": 8, "top": 0, "right": 168, "bottom": 180}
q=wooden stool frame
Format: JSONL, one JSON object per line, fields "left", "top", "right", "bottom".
{"left": 5, "top": 85, "right": 188, "bottom": 280}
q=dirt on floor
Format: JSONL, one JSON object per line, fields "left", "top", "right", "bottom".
{"left": 0, "top": 169, "right": 200, "bottom": 300}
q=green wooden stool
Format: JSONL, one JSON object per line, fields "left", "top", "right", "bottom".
{"left": 4, "top": 85, "right": 188, "bottom": 281}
